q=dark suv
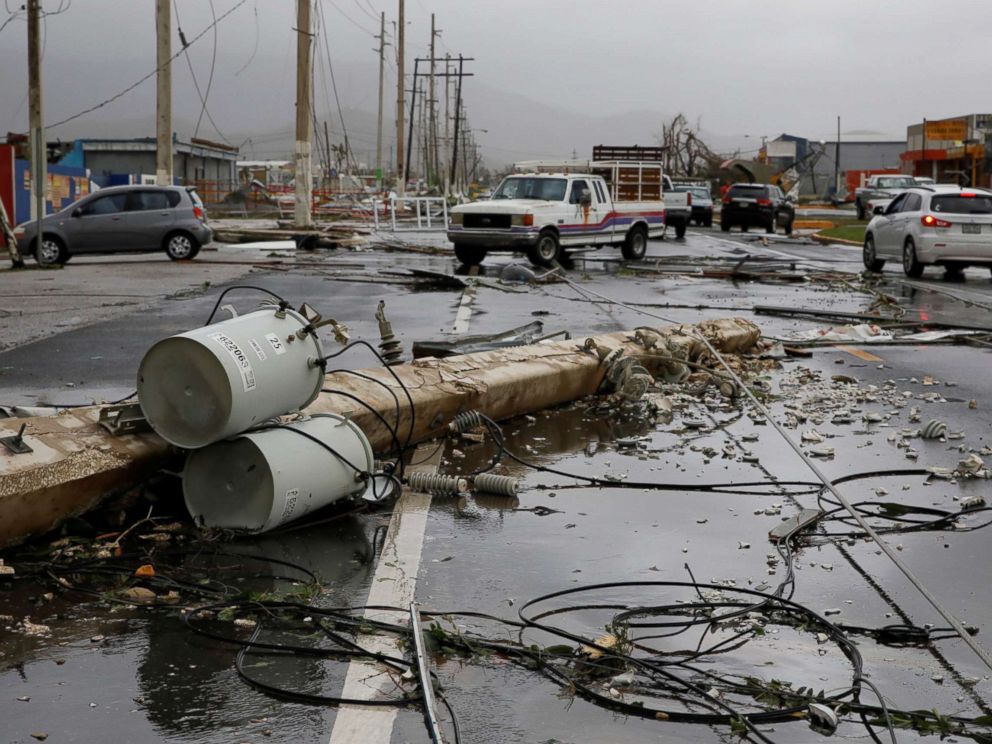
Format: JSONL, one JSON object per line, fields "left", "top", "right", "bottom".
{"left": 14, "top": 185, "right": 212, "bottom": 265}
{"left": 720, "top": 183, "right": 795, "bottom": 234}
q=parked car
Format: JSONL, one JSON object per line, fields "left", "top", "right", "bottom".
{"left": 673, "top": 184, "right": 713, "bottom": 227}
{"left": 719, "top": 183, "right": 795, "bottom": 234}
{"left": 13, "top": 185, "right": 212, "bottom": 265}
{"left": 863, "top": 185, "right": 992, "bottom": 277}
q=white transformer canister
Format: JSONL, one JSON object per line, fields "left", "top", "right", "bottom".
{"left": 137, "top": 307, "right": 324, "bottom": 449}
{"left": 182, "top": 414, "right": 375, "bottom": 533}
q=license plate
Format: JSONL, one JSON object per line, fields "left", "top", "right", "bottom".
{"left": 962, "top": 224, "right": 981, "bottom": 234}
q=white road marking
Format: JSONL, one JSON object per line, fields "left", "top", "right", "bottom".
{"left": 452, "top": 286, "right": 476, "bottom": 334}
{"left": 327, "top": 445, "right": 442, "bottom": 743}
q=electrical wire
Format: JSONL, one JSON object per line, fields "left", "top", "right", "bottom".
{"left": 46, "top": 0, "right": 249, "bottom": 130}
{"left": 173, "top": 0, "right": 228, "bottom": 143}
{"left": 554, "top": 271, "right": 992, "bottom": 673}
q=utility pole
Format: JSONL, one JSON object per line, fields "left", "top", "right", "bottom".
{"left": 395, "top": 0, "right": 405, "bottom": 193}
{"left": 375, "top": 11, "right": 386, "bottom": 190}
{"left": 23, "top": 0, "right": 42, "bottom": 267}
{"left": 294, "top": 0, "right": 313, "bottom": 228}
{"left": 402, "top": 58, "right": 419, "bottom": 190}
{"left": 155, "top": 0, "right": 173, "bottom": 186}
{"left": 443, "top": 53, "right": 451, "bottom": 196}
{"left": 323, "top": 120, "right": 332, "bottom": 187}
{"left": 428, "top": 14, "right": 438, "bottom": 188}
{"left": 833, "top": 115, "right": 841, "bottom": 201}
{"left": 449, "top": 55, "right": 464, "bottom": 192}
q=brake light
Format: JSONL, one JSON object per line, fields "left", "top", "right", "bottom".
{"left": 722, "top": 196, "right": 731, "bottom": 204}
{"left": 686, "top": 193, "right": 692, "bottom": 206}
{"left": 961, "top": 192, "right": 976, "bottom": 198}
{"left": 193, "top": 206, "right": 204, "bottom": 220}
{"left": 921, "top": 214, "right": 951, "bottom": 228}
{"left": 523, "top": 213, "right": 534, "bottom": 227}
{"left": 756, "top": 198, "right": 772, "bottom": 206}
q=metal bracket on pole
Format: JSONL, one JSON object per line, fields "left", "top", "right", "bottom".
{"left": 409, "top": 602, "right": 445, "bottom": 744}
{"left": 0, "top": 423, "right": 33, "bottom": 455}
{"left": 98, "top": 404, "right": 150, "bottom": 436}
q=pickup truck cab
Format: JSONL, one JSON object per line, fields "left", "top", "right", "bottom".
{"left": 447, "top": 160, "right": 679, "bottom": 267}
{"left": 855, "top": 175, "right": 917, "bottom": 220}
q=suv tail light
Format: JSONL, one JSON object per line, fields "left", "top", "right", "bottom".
{"left": 722, "top": 195, "right": 731, "bottom": 204}
{"left": 193, "top": 206, "right": 204, "bottom": 221}
{"left": 756, "top": 198, "right": 772, "bottom": 206}
{"left": 921, "top": 214, "right": 951, "bottom": 228}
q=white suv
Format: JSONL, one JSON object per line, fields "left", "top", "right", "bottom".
{"left": 863, "top": 186, "right": 992, "bottom": 277}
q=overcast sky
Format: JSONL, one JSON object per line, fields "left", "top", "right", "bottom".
{"left": 1, "top": 0, "right": 989, "bottom": 161}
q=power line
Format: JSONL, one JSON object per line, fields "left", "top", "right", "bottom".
{"left": 233, "top": 0, "right": 259, "bottom": 76}
{"left": 45, "top": 0, "right": 248, "bottom": 130}
{"left": 323, "top": 0, "right": 375, "bottom": 36}
{"left": 173, "top": 0, "right": 229, "bottom": 144}
{"left": 315, "top": 0, "right": 357, "bottom": 172}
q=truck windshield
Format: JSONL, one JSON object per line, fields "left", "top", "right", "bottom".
{"left": 493, "top": 177, "right": 567, "bottom": 201}
{"left": 877, "top": 177, "right": 915, "bottom": 189}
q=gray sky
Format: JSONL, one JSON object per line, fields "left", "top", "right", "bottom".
{"left": 1, "top": 0, "right": 989, "bottom": 163}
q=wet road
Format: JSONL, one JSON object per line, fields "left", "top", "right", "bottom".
{"left": 3, "top": 227, "right": 992, "bottom": 743}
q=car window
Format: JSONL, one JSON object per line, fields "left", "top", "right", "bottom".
{"left": 884, "top": 193, "right": 908, "bottom": 214}
{"left": 728, "top": 185, "right": 767, "bottom": 198}
{"left": 186, "top": 189, "right": 202, "bottom": 208}
{"left": 932, "top": 194, "right": 992, "bottom": 214}
{"left": 130, "top": 191, "right": 171, "bottom": 211}
{"left": 593, "top": 181, "right": 607, "bottom": 202}
{"left": 80, "top": 193, "right": 128, "bottom": 215}
{"left": 569, "top": 180, "right": 590, "bottom": 205}
{"left": 901, "top": 193, "right": 922, "bottom": 212}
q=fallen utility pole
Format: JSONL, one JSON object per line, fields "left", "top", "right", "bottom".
{"left": 0, "top": 318, "right": 760, "bottom": 548}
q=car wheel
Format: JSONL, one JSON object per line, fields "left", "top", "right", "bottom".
{"left": 784, "top": 219, "right": 794, "bottom": 236}
{"left": 902, "top": 238, "right": 924, "bottom": 278}
{"left": 35, "top": 235, "right": 68, "bottom": 266}
{"left": 164, "top": 231, "right": 199, "bottom": 260}
{"left": 720, "top": 220, "right": 731, "bottom": 232}
{"left": 527, "top": 229, "right": 560, "bottom": 267}
{"left": 454, "top": 243, "right": 487, "bottom": 266}
{"left": 621, "top": 225, "right": 648, "bottom": 260}
{"left": 862, "top": 235, "right": 885, "bottom": 272}
{"left": 741, "top": 224, "right": 749, "bottom": 233}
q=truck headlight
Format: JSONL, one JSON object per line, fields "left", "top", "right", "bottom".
{"left": 449, "top": 212, "right": 463, "bottom": 225}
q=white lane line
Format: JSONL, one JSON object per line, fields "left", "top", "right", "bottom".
{"left": 452, "top": 285, "right": 476, "bottom": 334}
{"left": 327, "top": 445, "right": 442, "bottom": 743}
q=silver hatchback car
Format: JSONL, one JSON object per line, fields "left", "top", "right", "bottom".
{"left": 863, "top": 185, "right": 992, "bottom": 277}
{"left": 13, "top": 185, "right": 213, "bottom": 265}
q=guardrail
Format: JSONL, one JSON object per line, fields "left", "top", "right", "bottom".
{"left": 372, "top": 196, "right": 449, "bottom": 232}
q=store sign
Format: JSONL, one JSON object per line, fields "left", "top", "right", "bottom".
{"left": 925, "top": 118, "right": 967, "bottom": 141}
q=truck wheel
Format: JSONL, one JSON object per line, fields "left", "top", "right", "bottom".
{"left": 454, "top": 243, "right": 487, "bottom": 266}
{"left": 621, "top": 225, "right": 648, "bottom": 260}
{"left": 528, "top": 229, "right": 560, "bottom": 267}
{"left": 704, "top": 214, "right": 713, "bottom": 228}
{"left": 784, "top": 219, "right": 794, "bottom": 236}
{"left": 673, "top": 219, "right": 687, "bottom": 239}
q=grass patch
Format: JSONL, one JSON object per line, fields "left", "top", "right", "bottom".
{"left": 818, "top": 224, "right": 866, "bottom": 242}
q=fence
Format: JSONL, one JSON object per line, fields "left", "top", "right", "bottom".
{"left": 372, "top": 196, "right": 449, "bottom": 232}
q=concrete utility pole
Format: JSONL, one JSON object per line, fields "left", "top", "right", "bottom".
{"left": 450, "top": 55, "right": 464, "bottom": 191}
{"left": 428, "top": 13, "right": 438, "bottom": 187}
{"left": 395, "top": 0, "right": 405, "bottom": 192}
{"left": 375, "top": 11, "right": 386, "bottom": 190}
{"left": 294, "top": 0, "right": 313, "bottom": 228}
{"left": 834, "top": 115, "right": 841, "bottom": 200}
{"left": 443, "top": 53, "right": 451, "bottom": 196}
{"left": 27, "top": 0, "right": 46, "bottom": 250}
{"left": 155, "top": 0, "right": 173, "bottom": 186}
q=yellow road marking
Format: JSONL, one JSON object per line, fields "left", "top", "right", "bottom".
{"left": 834, "top": 344, "right": 883, "bottom": 362}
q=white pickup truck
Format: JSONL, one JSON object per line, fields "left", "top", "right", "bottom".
{"left": 447, "top": 160, "right": 689, "bottom": 267}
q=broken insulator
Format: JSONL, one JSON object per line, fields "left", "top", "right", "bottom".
{"left": 921, "top": 419, "right": 947, "bottom": 440}
{"left": 375, "top": 300, "right": 403, "bottom": 366}
{"left": 448, "top": 410, "right": 485, "bottom": 434}
{"left": 405, "top": 472, "right": 468, "bottom": 496}
{"left": 473, "top": 473, "right": 519, "bottom": 497}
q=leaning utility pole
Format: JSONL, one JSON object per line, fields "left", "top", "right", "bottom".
{"left": 27, "top": 0, "right": 45, "bottom": 259}
{"left": 395, "top": 0, "right": 405, "bottom": 192}
{"left": 294, "top": 0, "right": 313, "bottom": 227}
{"left": 155, "top": 0, "right": 173, "bottom": 186}
{"left": 449, "top": 55, "right": 464, "bottom": 192}
{"left": 375, "top": 11, "right": 386, "bottom": 190}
